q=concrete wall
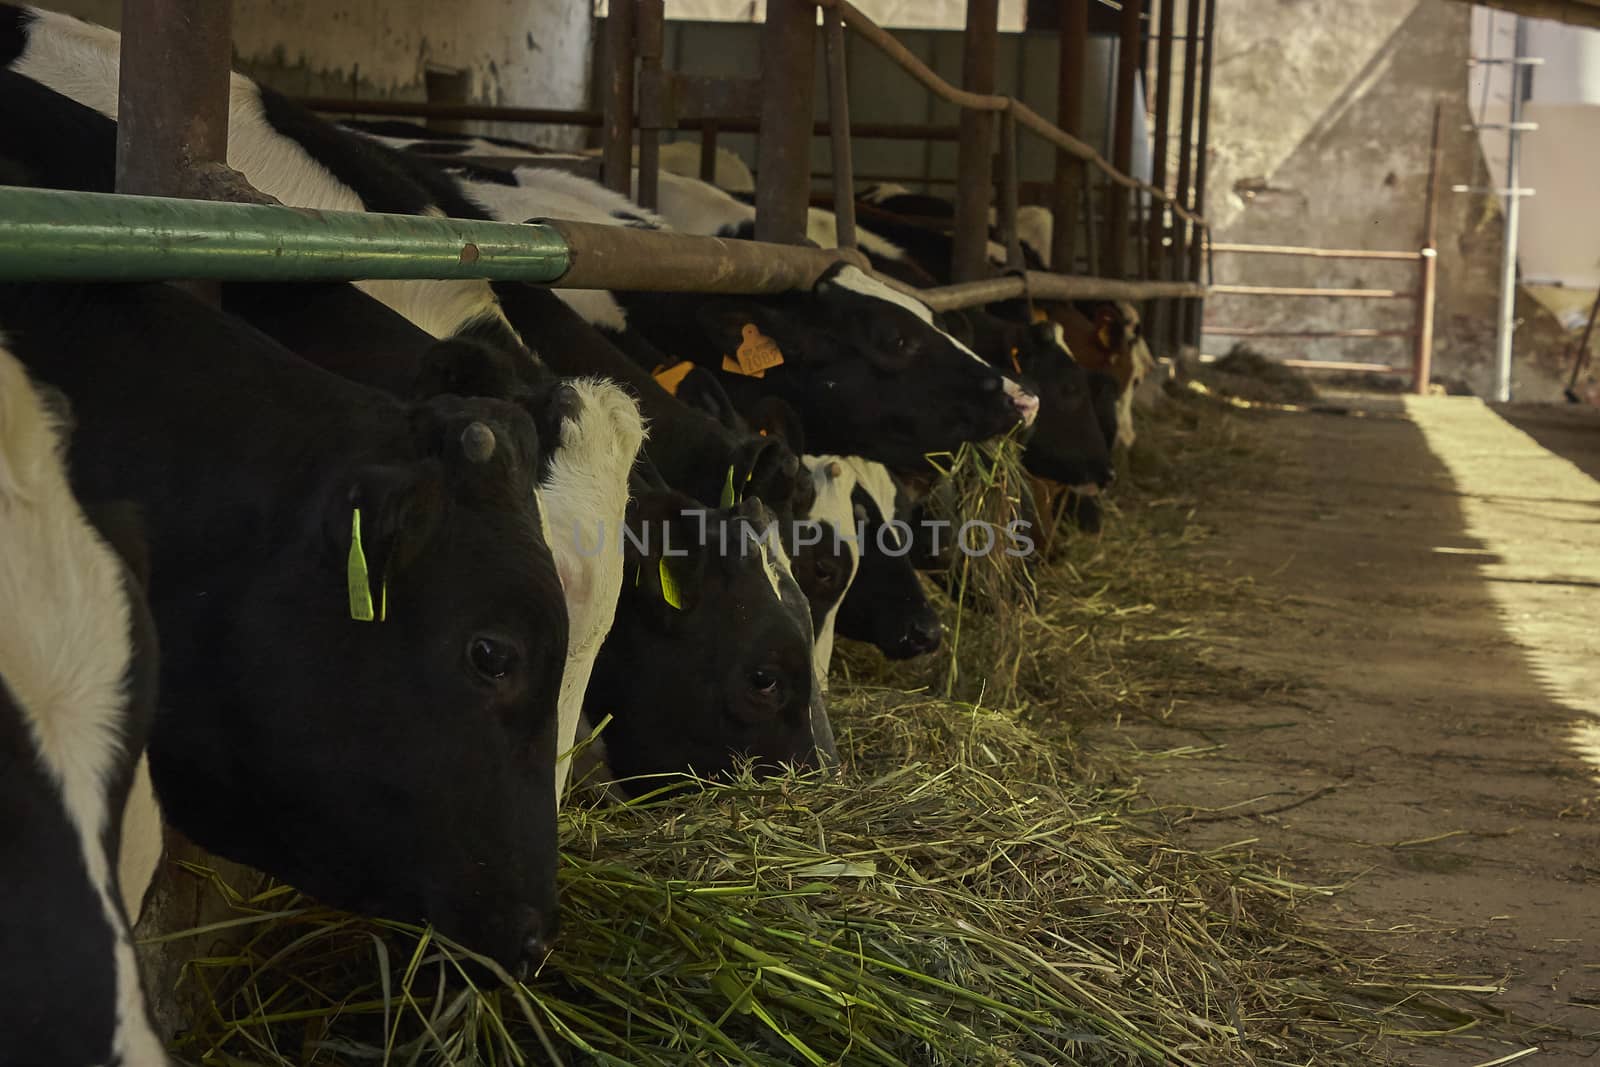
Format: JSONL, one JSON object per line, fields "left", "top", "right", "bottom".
{"left": 40, "top": 0, "right": 594, "bottom": 148}
{"left": 1204, "top": 0, "right": 1574, "bottom": 401}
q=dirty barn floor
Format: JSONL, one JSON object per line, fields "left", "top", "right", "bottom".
{"left": 1097, "top": 395, "right": 1600, "bottom": 1065}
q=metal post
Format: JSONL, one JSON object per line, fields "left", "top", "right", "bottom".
{"left": 755, "top": 0, "right": 817, "bottom": 244}
{"left": 1494, "top": 17, "right": 1527, "bottom": 403}
{"left": 1147, "top": 0, "right": 1176, "bottom": 292}
{"left": 602, "top": 0, "right": 636, "bottom": 197}
{"left": 115, "top": 0, "right": 233, "bottom": 198}
{"left": 1051, "top": 0, "right": 1089, "bottom": 272}
{"left": 699, "top": 121, "right": 720, "bottom": 183}
{"left": 1184, "top": 0, "right": 1216, "bottom": 349}
{"left": 1413, "top": 103, "right": 1442, "bottom": 396}
{"left": 116, "top": 0, "right": 234, "bottom": 302}
{"left": 822, "top": 5, "right": 857, "bottom": 250}
{"left": 951, "top": 0, "right": 1000, "bottom": 283}
{"left": 1106, "top": 0, "right": 1143, "bottom": 279}
{"left": 1171, "top": 0, "right": 1202, "bottom": 354}
{"left": 999, "top": 110, "right": 1023, "bottom": 269}
{"left": 636, "top": 0, "right": 665, "bottom": 211}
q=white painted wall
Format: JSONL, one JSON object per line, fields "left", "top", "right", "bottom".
{"left": 39, "top": 0, "right": 594, "bottom": 148}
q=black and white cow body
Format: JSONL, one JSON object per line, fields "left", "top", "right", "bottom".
{"left": 833, "top": 460, "right": 944, "bottom": 660}
{"left": 0, "top": 279, "right": 569, "bottom": 971}
{"left": 0, "top": 24, "right": 655, "bottom": 808}
{"left": 0, "top": 349, "right": 167, "bottom": 1065}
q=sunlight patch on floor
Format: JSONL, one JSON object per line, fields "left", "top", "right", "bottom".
{"left": 1406, "top": 396, "right": 1600, "bottom": 778}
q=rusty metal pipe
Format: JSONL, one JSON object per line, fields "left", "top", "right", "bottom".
{"left": 952, "top": 0, "right": 1000, "bottom": 283}
{"left": 1052, "top": 0, "right": 1088, "bottom": 272}
{"left": 1106, "top": 0, "right": 1143, "bottom": 278}
{"left": 822, "top": 4, "right": 858, "bottom": 250}
{"left": 601, "top": 0, "right": 636, "bottom": 196}
{"left": 756, "top": 0, "right": 818, "bottom": 244}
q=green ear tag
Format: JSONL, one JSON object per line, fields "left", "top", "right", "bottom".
{"left": 348, "top": 508, "right": 376, "bottom": 622}
{"left": 720, "top": 465, "right": 737, "bottom": 508}
{"left": 658, "top": 558, "right": 683, "bottom": 610}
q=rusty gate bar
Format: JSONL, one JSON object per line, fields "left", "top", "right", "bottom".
{"left": 601, "top": 0, "right": 636, "bottom": 196}
{"left": 999, "top": 110, "right": 1023, "bottom": 270}
{"left": 1203, "top": 327, "right": 1416, "bottom": 339}
{"left": 1147, "top": 0, "right": 1175, "bottom": 285}
{"left": 1211, "top": 242, "right": 1424, "bottom": 260}
{"left": 635, "top": 0, "right": 666, "bottom": 211}
{"left": 879, "top": 271, "right": 1207, "bottom": 313}
{"left": 1212, "top": 284, "right": 1417, "bottom": 298}
{"left": 1412, "top": 102, "right": 1443, "bottom": 395}
{"left": 115, "top": 0, "right": 234, "bottom": 199}
{"left": 1171, "top": 0, "right": 1203, "bottom": 355}
{"left": 756, "top": 0, "right": 817, "bottom": 244}
{"left": 822, "top": 3, "right": 858, "bottom": 250}
{"left": 115, "top": 0, "right": 235, "bottom": 307}
{"left": 1106, "top": 0, "right": 1143, "bottom": 278}
{"left": 1184, "top": 0, "right": 1217, "bottom": 348}
{"left": 699, "top": 121, "right": 720, "bottom": 181}
{"left": 1052, "top": 0, "right": 1089, "bottom": 272}
{"left": 951, "top": 0, "right": 1000, "bottom": 283}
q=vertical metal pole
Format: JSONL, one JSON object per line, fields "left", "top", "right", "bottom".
{"left": 699, "top": 122, "right": 720, "bottom": 183}
{"left": 1147, "top": 0, "right": 1176, "bottom": 301}
{"left": 952, "top": 0, "right": 1000, "bottom": 283}
{"left": 1563, "top": 287, "right": 1600, "bottom": 400}
{"left": 1051, "top": 0, "right": 1089, "bottom": 272}
{"left": 822, "top": 5, "right": 857, "bottom": 251}
{"left": 1184, "top": 0, "right": 1216, "bottom": 349}
{"left": 1171, "top": 0, "right": 1202, "bottom": 353}
{"left": 602, "top": 0, "right": 637, "bottom": 197}
{"left": 636, "top": 0, "right": 665, "bottom": 211}
{"left": 1494, "top": 17, "right": 1526, "bottom": 404}
{"left": 1413, "top": 103, "right": 1442, "bottom": 396}
{"left": 756, "top": 0, "right": 817, "bottom": 244}
{"left": 1106, "top": 0, "right": 1143, "bottom": 279}
{"left": 999, "top": 110, "right": 1023, "bottom": 269}
{"left": 116, "top": 0, "right": 233, "bottom": 197}
{"left": 116, "top": 0, "right": 233, "bottom": 305}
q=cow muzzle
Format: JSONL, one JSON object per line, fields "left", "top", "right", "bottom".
{"left": 1003, "top": 378, "right": 1040, "bottom": 427}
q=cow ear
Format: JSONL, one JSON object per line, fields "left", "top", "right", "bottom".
{"left": 622, "top": 493, "right": 711, "bottom": 619}
{"left": 675, "top": 366, "right": 744, "bottom": 431}
{"left": 693, "top": 299, "right": 786, "bottom": 367}
{"left": 327, "top": 463, "right": 445, "bottom": 620}
{"left": 1093, "top": 305, "right": 1119, "bottom": 351}
{"left": 413, "top": 337, "right": 527, "bottom": 402}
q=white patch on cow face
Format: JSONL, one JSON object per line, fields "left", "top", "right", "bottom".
{"left": 801, "top": 456, "right": 862, "bottom": 686}
{"left": 0, "top": 342, "right": 166, "bottom": 1065}
{"left": 859, "top": 182, "right": 912, "bottom": 205}
{"left": 840, "top": 457, "right": 901, "bottom": 524}
{"left": 1016, "top": 205, "right": 1054, "bottom": 268}
{"left": 533, "top": 378, "right": 647, "bottom": 805}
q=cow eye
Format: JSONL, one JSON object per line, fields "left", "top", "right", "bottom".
{"left": 468, "top": 635, "right": 520, "bottom": 682}
{"left": 749, "top": 667, "right": 780, "bottom": 697}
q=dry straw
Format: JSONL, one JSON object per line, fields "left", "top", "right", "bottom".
{"left": 159, "top": 395, "right": 1491, "bottom": 1066}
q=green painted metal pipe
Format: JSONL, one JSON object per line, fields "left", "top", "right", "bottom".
{"left": 0, "top": 186, "right": 572, "bottom": 283}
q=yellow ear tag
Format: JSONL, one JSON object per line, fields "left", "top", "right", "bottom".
{"left": 1097, "top": 323, "right": 1115, "bottom": 350}
{"left": 720, "top": 464, "right": 738, "bottom": 508}
{"left": 1009, "top": 346, "right": 1023, "bottom": 376}
{"left": 658, "top": 558, "right": 683, "bottom": 610}
{"left": 348, "top": 508, "right": 376, "bottom": 622}
{"left": 1030, "top": 307, "right": 1049, "bottom": 324}
{"left": 721, "top": 323, "right": 784, "bottom": 378}
{"left": 653, "top": 360, "right": 695, "bottom": 396}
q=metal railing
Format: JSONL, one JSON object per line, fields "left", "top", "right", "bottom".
{"left": 1201, "top": 105, "right": 1443, "bottom": 395}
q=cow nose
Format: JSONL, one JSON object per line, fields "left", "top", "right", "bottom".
{"left": 516, "top": 906, "right": 558, "bottom": 976}
{"left": 893, "top": 614, "right": 942, "bottom": 658}
{"left": 1003, "top": 379, "right": 1040, "bottom": 426}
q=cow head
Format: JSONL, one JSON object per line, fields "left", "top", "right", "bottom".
{"left": 834, "top": 461, "right": 942, "bottom": 660}
{"left": 152, "top": 393, "right": 567, "bottom": 974}
{"left": 586, "top": 492, "right": 830, "bottom": 793}
{"left": 691, "top": 264, "right": 1038, "bottom": 474}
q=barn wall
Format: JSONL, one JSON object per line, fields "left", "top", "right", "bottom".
{"left": 38, "top": 0, "right": 594, "bottom": 148}
{"left": 1204, "top": 0, "right": 1572, "bottom": 400}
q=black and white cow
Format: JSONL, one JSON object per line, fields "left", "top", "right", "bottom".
{"left": 833, "top": 459, "right": 944, "bottom": 660}
{"left": 0, "top": 348, "right": 168, "bottom": 1066}
{"left": 584, "top": 482, "right": 829, "bottom": 792}
{"left": 414, "top": 162, "right": 1039, "bottom": 475}
{"left": 0, "top": 278, "right": 569, "bottom": 973}
{"left": 0, "top": 38, "right": 652, "bottom": 806}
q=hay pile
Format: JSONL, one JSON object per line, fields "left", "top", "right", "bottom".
{"left": 1190, "top": 345, "right": 1320, "bottom": 406}
{"left": 160, "top": 398, "right": 1472, "bottom": 1066}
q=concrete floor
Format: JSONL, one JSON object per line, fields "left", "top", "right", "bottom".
{"left": 1099, "top": 396, "right": 1600, "bottom": 1064}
